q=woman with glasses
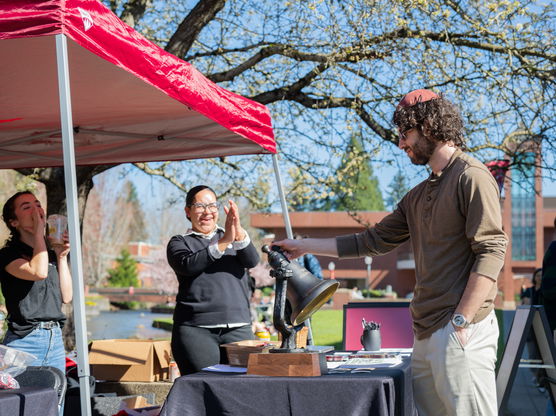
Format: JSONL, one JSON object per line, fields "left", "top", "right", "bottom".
{"left": 167, "top": 185, "right": 259, "bottom": 374}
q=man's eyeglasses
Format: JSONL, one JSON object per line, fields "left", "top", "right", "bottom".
{"left": 189, "top": 202, "right": 220, "bottom": 213}
{"left": 397, "top": 126, "right": 417, "bottom": 143}
{"left": 397, "top": 128, "right": 409, "bottom": 142}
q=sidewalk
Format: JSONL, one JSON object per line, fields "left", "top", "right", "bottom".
{"left": 502, "top": 365, "right": 551, "bottom": 416}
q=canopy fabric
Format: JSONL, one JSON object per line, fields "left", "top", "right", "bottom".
{"left": 0, "top": 0, "right": 275, "bottom": 169}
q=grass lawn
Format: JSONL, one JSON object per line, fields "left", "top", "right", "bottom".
{"left": 310, "top": 309, "right": 344, "bottom": 350}
{"left": 152, "top": 308, "right": 345, "bottom": 349}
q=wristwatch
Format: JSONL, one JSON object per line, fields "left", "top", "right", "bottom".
{"left": 451, "top": 313, "right": 470, "bottom": 329}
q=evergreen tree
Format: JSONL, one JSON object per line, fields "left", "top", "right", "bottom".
{"left": 123, "top": 181, "right": 148, "bottom": 242}
{"left": 107, "top": 249, "right": 139, "bottom": 287}
{"left": 327, "top": 134, "right": 385, "bottom": 212}
{"left": 386, "top": 169, "right": 411, "bottom": 211}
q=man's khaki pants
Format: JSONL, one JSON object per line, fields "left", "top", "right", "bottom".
{"left": 411, "top": 311, "right": 498, "bottom": 416}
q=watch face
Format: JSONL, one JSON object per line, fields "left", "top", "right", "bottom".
{"left": 454, "top": 316, "right": 464, "bottom": 326}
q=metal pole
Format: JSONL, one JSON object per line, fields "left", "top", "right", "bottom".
{"left": 364, "top": 256, "right": 372, "bottom": 287}
{"left": 272, "top": 154, "right": 293, "bottom": 239}
{"left": 55, "top": 34, "right": 92, "bottom": 416}
{"left": 271, "top": 154, "right": 314, "bottom": 345}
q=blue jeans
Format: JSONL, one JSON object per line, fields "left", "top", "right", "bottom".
{"left": 2, "top": 326, "right": 66, "bottom": 374}
{"left": 548, "top": 400, "right": 555, "bottom": 416}
{"left": 3, "top": 326, "right": 66, "bottom": 415}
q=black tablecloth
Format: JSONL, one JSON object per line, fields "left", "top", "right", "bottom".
{"left": 160, "top": 358, "right": 416, "bottom": 416}
{"left": 0, "top": 386, "right": 58, "bottom": 416}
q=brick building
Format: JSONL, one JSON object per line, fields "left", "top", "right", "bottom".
{"left": 127, "top": 241, "right": 163, "bottom": 288}
{"left": 250, "top": 196, "right": 556, "bottom": 307}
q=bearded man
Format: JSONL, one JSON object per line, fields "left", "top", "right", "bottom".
{"left": 274, "top": 89, "right": 508, "bottom": 416}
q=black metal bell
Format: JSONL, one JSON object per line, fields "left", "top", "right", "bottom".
{"left": 285, "top": 260, "right": 339, "bottom": 325}
{"left": 262, "top": 245, "right": 339, "bottom": 326}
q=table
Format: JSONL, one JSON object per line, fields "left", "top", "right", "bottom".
{"left": 0, "top": 386, "right": 58, "bottom": 416}
{"left": 160, "top": 357, "right": 416, "bottom": 416}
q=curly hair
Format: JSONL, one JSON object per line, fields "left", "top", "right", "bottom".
{"left": 392, "top": 95, "right": 466, "bottom": 150}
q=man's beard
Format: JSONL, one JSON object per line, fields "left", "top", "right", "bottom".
{"left": 407, "top": 135, "right": 436, "bottom": 165}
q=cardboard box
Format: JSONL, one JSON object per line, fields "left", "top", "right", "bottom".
{"left": 88, "top": 339, "right": 171, "bottom": 382}
{"left": 122, "top": 396, "right": 151, "bottom": 409}
{"left": 119, "top": 396, "right": 161, "bottom": 416}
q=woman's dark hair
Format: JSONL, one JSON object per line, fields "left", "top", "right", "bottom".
{"left": 533, "top": 268, "right": 543, "bottom": 284}
{"left": 2, "top": 191, "right": 34, "bottom": 244}
{"left": 185, "top": 185, "right": 216, "bottom": 220}
{"left": 392, "top": 95, "right": 466, "bottom": 150}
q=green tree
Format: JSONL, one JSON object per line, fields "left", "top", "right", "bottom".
{"left": 326, "top": 134, "right": 385, "bottom": 212}
{"left": 107, "top": 249, "right": 140, "bottom": 288}
{"left": 386, "top": 169, "right": 411, "bottom": 211}
{"left": 123, "top": 181, "right": 148, "bottom": 242}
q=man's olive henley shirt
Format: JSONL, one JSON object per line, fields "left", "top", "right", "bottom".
{"left": 336, "top": 149, "right": 508, "bottom": 339}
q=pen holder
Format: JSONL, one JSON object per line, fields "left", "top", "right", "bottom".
{"left": 361, "top": 328, "right": 381, "bottom": 351}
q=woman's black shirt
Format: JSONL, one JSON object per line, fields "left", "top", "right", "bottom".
{"left": 0, "top": 240, "right": 65, "bottom": 337}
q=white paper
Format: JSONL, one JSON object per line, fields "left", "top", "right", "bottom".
{"left": 356, "top": 348, "right": 413, "bottom": 358}
{"left": 339, "top": 356, "right": 403, "bottom": 368}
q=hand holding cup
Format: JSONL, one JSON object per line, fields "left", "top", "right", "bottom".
{"left": 47, "top": 215, "right": 67, "bottom": 247}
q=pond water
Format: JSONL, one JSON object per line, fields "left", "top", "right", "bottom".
{"left": 86, "top": 309, "right": 171, "bottom": 341}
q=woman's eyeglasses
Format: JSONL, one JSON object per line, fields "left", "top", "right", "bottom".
{"left": 190, "top": 202, "right": 220, "bottom": 213}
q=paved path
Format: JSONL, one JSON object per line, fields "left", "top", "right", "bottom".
{"left": 502, "top": 364, "right": 552, "bottom": 415}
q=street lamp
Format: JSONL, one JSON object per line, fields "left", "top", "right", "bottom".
{"left": 364, "top": 256, "right": 373, "bottom": 284}
{"left": 328, "top": 261, "right": 336, "bottom": 279}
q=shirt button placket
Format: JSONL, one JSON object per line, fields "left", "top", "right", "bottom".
{"left": 424, "top": 184, "right": 433, "bottom": 221}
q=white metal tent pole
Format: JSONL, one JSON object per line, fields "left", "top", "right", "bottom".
{"left": 55, "top": 34, "right": 92, "bottom": 416}
{"left": 272, "top": 154, "right": 293, "bottom": 239}
{"left": 271, "top": 153, "right": 313, "bottom": 345}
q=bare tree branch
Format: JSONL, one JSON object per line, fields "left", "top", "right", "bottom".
{"left": 185, "top": 42, "right": 269, "bottom": 60}
{"left": 207, "top": 44, "right": 387, "bottom": 82}
{"left": 165, "top": 0, "right": 227, "bottom": 58}
{"left": 132, "top": 162, "right": 188, "bottom": 192}
{"left": 250, "top": 62, "right": 330, "bottom": 103}
{"left": 119, "top": 0, "right": 152, "bottom": 28}
{"left": 202, "top": 27, "right": 553, "bottom": 85}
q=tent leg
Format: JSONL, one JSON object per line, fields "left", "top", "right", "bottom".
{"left": 271, "top": 154, "right": 313, "bottom": 345}
{"left": 272, "top": 154, "right": 293, "bottom": 239}
{"left": 56, "top": 34, "right": 92, "bottom": 416}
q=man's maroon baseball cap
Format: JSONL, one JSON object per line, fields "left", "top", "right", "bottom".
{"left": 397, "top": 89, "right": 439, "bottom": 108}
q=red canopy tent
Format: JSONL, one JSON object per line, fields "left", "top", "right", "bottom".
{"left": 0, "top": 1, "right": 277, "bottom": 414}
{"left": 0, "top": 0, "right": 275, "bottom": 168}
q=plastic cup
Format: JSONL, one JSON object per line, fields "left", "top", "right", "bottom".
{"left": 47, "top": 214, "right": 67, "bottom": 245}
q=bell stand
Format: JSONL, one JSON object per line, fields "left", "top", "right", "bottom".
{"left": 246, "top": 249, "right": 326, "bottom": 376}
{"left": 269, "top": 258, "right": 306, "bottom": 353}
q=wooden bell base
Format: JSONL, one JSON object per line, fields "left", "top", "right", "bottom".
{"left": 247, "top": 351, "right": 325, "bottom": 377}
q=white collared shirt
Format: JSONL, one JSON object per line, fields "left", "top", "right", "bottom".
{"left": 184, "top": 226, "right": 251, "bottom": 259}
